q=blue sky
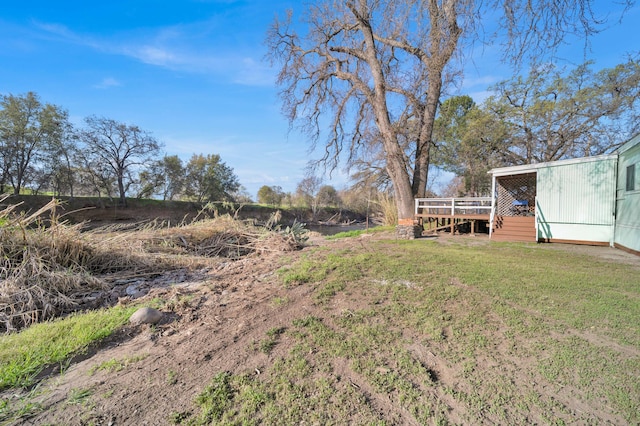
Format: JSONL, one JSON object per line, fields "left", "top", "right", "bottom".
{"left": 1, "top": 1, "right": 638, "bottom": 199}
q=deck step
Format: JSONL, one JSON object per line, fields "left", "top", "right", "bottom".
{"left": 491, "top": 216, "right": 536, "bottom": 242}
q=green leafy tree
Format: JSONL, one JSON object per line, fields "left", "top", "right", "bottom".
{"left": 46, "top": 120, "right": 78, "bottom": 197}
{"left": 267, "top": 0, "right": 631, "bottom": 224}
{"left": 317, "top": 185, "right": 341, "bottom": 207}
{"left": 434, "top": 95, "right": 507, "bottom": 196}
{"left": 136, "top": 169, "right": 162, "bottom": 199}
{"left": 138, "top": 155, "right": 185, "bottom": 200}
{"left": 0, "top": 92, "right": 69, "bottom": 194}
{"left": 257, "top": 185, "right": 285, "bottom": 205}
{"left": 485, "top": 59, "right": 640, "bottom": 165}
{"left": 184, "top": 153, "right": 240, "bottom": 202}
{"left": 78, "top": 116, "right": 162, "bottom": 206}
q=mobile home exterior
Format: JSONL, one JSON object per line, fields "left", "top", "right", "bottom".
{"left": 489, "top": 155, "right": 618, "bottom": 245}
{"left": 535, "top": 155, "right": 617, "bottom": 245}
{"left": 488, "top": 134, "right": 640, "bottom": 254}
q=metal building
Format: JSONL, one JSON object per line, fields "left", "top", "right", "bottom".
{"left": 488, "top": 134, "right": 640, "bottom": 255}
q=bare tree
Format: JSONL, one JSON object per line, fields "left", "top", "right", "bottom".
{"left": 79, "top": 116, "right": 162, "bottom": 206}
{"left": 267, "top": 0, "right": 632, "bottom": 225}
{"left": 296, "top": 175, "right": 323, "bottom": 219}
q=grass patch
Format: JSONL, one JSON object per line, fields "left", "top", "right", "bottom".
{"left": 325, "top": 229, "right": 365, "bottom": 239}
{"left": 0, "top": 387, "right": 43, "bottom": 424}
{"left": 277, "top": 251, "right": 332, "bottom": 287}
{"left": 256, "top": 327, "right": 287, "bottom": 354}
{"left": 270, "top": 296, "right": 289, "bottom": 307}
{"left": 167, "top": 369, "right": 179, "bottom": 385}
{"left": 66, "top": 387, "right": 93, "bottom": 405}
{"left": 325, "top": 225, "right": 394, "bottom": 240}
{"left": 0, "top": 305, "right": 137, "bottom": 390}
{"left": 192, "top": 372, "right": 236, "bottom": 424}
{"left": 89, "top": 354, "right": 149, "bottom": 375}
{"left": 190, "top": 238, "right": 639, "bottom": 424}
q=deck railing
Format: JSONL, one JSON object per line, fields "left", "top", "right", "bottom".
{"left": 415, "top": 197, "right": 492, "bottom": 216}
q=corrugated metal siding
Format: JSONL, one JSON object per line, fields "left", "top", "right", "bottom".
{"left": 614, "top": 139, "right": 640, "bottom": 252}
{"left": 536, "top": 159, "right": 616, "bottom": 226}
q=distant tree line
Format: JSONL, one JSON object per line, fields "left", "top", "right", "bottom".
{"left": 6, "top": 59, "right": 636, "bottom": 213}
{"left": 0, "top": 92, "right": 240, "bottom": 206}
{"left": 258, "top": 177, "right": 341, "bottom": 212}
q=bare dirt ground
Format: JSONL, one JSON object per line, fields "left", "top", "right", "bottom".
{"left": 5, "top": 231, "right": 639, "bottom": 425}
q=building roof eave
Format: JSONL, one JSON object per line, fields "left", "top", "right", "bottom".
{"left": 616, "top": 133, "right": 640, "bottom": 154}
{"left": 488, "top": 153, "right": 619, "bottom": 177}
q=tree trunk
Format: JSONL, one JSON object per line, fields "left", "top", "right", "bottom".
{"left": 412, "top": 71, "right": 444, "bottom": 199}
{"left": 384, "top": 143, "right": 414, "bottom": 220}
{"left": 117, "top": 174, "right": 127, "bottom": 207}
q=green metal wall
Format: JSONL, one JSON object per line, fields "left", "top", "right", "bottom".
{"left": 615, "top": 135, "right": 640, "bottom": 253}
{"left": 536, "top": 157, "right": 617, "bottom": 243}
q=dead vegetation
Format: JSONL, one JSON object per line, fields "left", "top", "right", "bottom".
{"left": 0, "top": 197, "right": 307, "bottom": 333}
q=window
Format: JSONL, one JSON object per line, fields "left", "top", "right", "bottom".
{"left": 627, "top": 164, "right": 636, "bottom": 191}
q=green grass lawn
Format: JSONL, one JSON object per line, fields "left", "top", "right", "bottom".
{"left": 0, "top": 306, "right": 137, "bottom": 391}
{"left": 194, "top": 239, "right": 639, "bottom": 425}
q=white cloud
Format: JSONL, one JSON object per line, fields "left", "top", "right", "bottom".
{"left": 131, "top": 46, "right": 178, "bottom": 66}
{"left": 233, "top": 57, "right": 277, "bottom": 86}
{"left": 467, "top": 90, "right": 496, "bottom": 104}
{"left": 34, "top": 21, "right": 76, "bottom": 39}
{"left": 32, "top": 18, "right": 270, "bottom": 86}
{"left": 93, "top": 77, "right": 121, "bottom": 89}
{"left": 462, "top": 75, "right": 500, "bottom": 89}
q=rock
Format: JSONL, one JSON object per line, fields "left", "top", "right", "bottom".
{"left": 129, "top": 307, "right": 164, "bottom": 325}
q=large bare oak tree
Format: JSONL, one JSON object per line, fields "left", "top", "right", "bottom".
{"left": 79, "top": 116, "right": 162, "bottom": 206}
{"left": 267, "top": 0, "right": 633, "bottom": 223}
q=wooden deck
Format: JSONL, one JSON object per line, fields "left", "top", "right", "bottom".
{"left": 415, "top": 197, "right": 492, "bottom": 235}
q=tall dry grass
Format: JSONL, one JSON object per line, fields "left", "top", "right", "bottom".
{"left": 375, "top": 193, "right": 398, "bottom": 226}
{"left": 0, "top": 198, "right": 306, "bottom": 333}
{"left": 0, "top": 197, "right": 175, "bottom": 332}
{"left": 0, "top": 197, "right": 111, "bottom": 332}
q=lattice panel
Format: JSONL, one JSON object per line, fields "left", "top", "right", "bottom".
{"left": 496, "top": 173, "right": 537, "bottom": 216}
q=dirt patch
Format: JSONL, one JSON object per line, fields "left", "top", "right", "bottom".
{"left": 6, "top": 250, "right": 305, "bottom": 425}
